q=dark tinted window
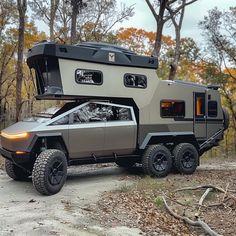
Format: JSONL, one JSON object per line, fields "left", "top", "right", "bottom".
{"left": 110, "top": 107, "right": 132, "bottom": 121}
{"left": 31, "top": 57, "right": 63, "bottom": 95}
{"left": 75, "top": 69, "right": 103, "bottom": 85}
{"left": 161, "top": 100, "right": 185, "bottom": 118}
{"left": 208, "top": 101, "right": 217, "bottom": 117}
{"left": 73, "top": 103, "right": 132, "bottom": 123}
{"left": 50, "top": 115, "right": 69, "bottom": 125}
{"left": 124, "top": 74, "right": 147, "bottom": 88}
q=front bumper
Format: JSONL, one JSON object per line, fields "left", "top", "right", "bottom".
{"left": 0, "top": 146, "right": 31, "bottom": 164}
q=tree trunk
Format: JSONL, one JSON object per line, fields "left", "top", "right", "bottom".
{"left": 49, "top": 15, "right": 54, "bottom": 41}
{"left": 168, "top": 0, "right": 186, "bottom": 80}
{"left": 16, "top": 0, "right": 27, "bottom": 122}
{"left": 154, "top": 20, "right": 164, "bottom": 57}
{"left": 70, "top": 0, "right": 77, "bottom": 45}
{"left": 153, "top": 0, "right": 167, "bottom": 57}
{"left": 70, "top": 10, "right": 77, "bottom": 44}
{"left": 169, "top": 26, "right": 181, "bottom": 80}
{"left": 49, "top": 0, "right": 60, "bottom": 41}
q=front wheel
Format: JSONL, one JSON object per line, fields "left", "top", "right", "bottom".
{"left": 5, "top": 159, "right": 30, "bottom": 181}
{"left": 173, "top": 143, "right": 198, "bottom": 175}
{"left": 32, "top": 149, "right": 67, "bottom": 195}
{"left": 142, "top": 145, "right": 172, "bottom": 177}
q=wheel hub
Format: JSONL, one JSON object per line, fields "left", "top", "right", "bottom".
{"left": 153, "top": 153, "right": 168, "bottom": 171}
{"left": 49, "top": 161, "right": 64, "bottom": 186}
{"left": 182, "top": 151, "right": 195, "bottom": 168}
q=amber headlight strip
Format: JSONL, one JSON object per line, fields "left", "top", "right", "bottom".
{"left": 1, "top": 132, "right": 28, "bottom": 139}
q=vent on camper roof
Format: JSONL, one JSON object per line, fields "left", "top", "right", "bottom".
{"left": 76, "top": 42, "right": 136, "bottom": 55}
{"left": 207, "top": 85, "right": 220, "bottom": 90}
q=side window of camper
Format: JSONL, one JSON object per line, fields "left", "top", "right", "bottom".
{"left": 124, "top": 74, "right": 147, "bottom": 89}
{"left": 75, "top": 69, "right": 103, "bottom": 85}
{"left": 208, "top": 101, "right": 217, "bottom": 117}
{"left": 161, "top": 100, "right": 185, "bottom": 118}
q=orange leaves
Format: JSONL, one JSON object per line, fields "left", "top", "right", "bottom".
{"left": 8, "top": 21, "right": 47, "bottom": 50}
{"left": 24, "top": 22, "right": 47, "bottom": 49}
{"left": 162, "top": 35, "right": 175, "bottom": 47}
{"left": 117, "top": 27, "right": 156, "bottom": 56}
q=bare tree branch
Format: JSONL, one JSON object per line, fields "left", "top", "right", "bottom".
{"left": 162, "top": 196, "right": 221, "bottom": 236}
{"left": 145, "top": 0, "right": 158, "bottom": 21}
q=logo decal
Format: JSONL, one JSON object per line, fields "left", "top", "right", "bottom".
{"left": 108, "top": 52, "right": 115, "bottom": 62}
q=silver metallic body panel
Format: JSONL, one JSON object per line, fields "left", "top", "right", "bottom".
{"left": 104, "top": 121, "right": 137, "bottom": 156}
{"left": 0, "top": 102, "right": 137, "bottom": 159}
{"left": 68, "top": 122, "right": 105, "bottom": 158}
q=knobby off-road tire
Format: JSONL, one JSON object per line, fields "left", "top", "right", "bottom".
{"left": 5, "top": 159, "right": 30, "bottom": 181}
{"left": 223, "top": 108, "right": 230, "bottom": 131}
{"left": 173, "top": 143, "right": 198, "bottom": 175}
{"left": 32, "top": 149, "right": 67, "bottom": 195}
{"left": 142, "top": 145, "right": 172, "bottom": 177}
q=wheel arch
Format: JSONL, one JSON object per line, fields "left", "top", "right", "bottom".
{"left": 28, "top": 133, "right": 69, "bottom": 159}
{"left": 140, "top": 132, "right": 199, "bottom": 151}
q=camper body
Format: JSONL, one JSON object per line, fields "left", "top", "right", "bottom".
{"left": 0, "top": 42, "right": 229, "bottom": 195}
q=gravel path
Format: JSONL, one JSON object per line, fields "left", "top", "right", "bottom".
{"left": 0, "top": 164, "right": 140, "bottom": 236}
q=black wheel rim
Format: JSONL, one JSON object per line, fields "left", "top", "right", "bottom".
{"left": 153, "top": 152, "right": 168, "bottom": 172}
{"left": 181, "top": 150, "right": 195, "bottom": 169}
{"left": 49, "top": 160, "right": 64, "bottom": 186}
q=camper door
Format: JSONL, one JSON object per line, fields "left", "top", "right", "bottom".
{"left": 194, "top": 92, "right": 207, "bottom": 139}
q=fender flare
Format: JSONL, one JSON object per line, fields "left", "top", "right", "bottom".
{"left": 139, "top": 132, "right": 199, "bottom": 150}
{"left": 27, "top": 133, "right": 68, "bottom": 156}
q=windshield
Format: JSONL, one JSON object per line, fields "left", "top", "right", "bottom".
{"left": 24, "top": 107, "right": 61, "bottom": 123}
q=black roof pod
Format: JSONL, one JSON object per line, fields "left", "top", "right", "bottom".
{"left": 76, "top": 42, "right": 136, "bottom": 55}
{"left": 27, "top": 41, "right": 158, "bottom": 69}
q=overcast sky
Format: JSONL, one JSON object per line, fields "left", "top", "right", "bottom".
{"left": 36, "top": 0, "right": 235, "bottom": 44}
{"left": 116, "top": 0, "right": 235, "bottom": 44}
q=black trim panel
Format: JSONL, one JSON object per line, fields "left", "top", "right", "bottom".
{"left": 0, "top": 146, "right": 31, "bottom": 163}
{"left": 174, "top": 117, "right": 223, "bottom": 122}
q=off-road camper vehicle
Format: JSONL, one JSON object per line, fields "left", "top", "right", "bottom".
{"left": 0, "top": 41, "right": 229, "bottom": 195}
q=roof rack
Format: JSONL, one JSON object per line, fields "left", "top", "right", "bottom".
{"left": 174, "top": 80, "right": 220, "bottom": 90}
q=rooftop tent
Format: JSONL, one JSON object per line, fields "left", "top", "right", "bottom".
{"left": 27, "top": 41, "right": 158, "bottom": 100}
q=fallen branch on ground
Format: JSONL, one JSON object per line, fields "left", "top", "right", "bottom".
{"left": 199, "top": 188, "right": 213, "bottom": 206}
{"left": 197, "top": 188, "right": 213, "bottom": 215}
{"left": 162, "top": 193, "right": 190, "bottom": 207}
{"left": 175, "top": 185, "right": 236, "bottom": 202}
{"left": 222, "top": 183, "right": 229, "bottom": 202}
{"left": 162, "top": 196, "right": 222, "bottom": 236}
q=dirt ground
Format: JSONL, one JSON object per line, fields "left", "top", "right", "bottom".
{"left": 0, "top": 157, "right": 236, "bottom": 236}
{"left": 91, "top": 158, "right": 236, "bottom": 236}
{"left": 0, "top": 163, "right": 139, "bottom": 236}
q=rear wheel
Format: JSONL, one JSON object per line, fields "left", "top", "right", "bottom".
{"left": 223, "top": 108, "right": 229, "bottom": 130}
{"left": 173, "top": 143, "right": 198, "bottom": 175}
{"left": 5, "top": 159, "right": 30, "bottom": 181}
{"left": 142, "top": 145, "right": 172, "bottom": 177}
{"left": 32, "top": 149, "right": 67, "bottom": 195}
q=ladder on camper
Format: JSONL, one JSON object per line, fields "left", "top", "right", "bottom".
{"left": 199, "top": 129, "right": 224, "bottom": 151}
